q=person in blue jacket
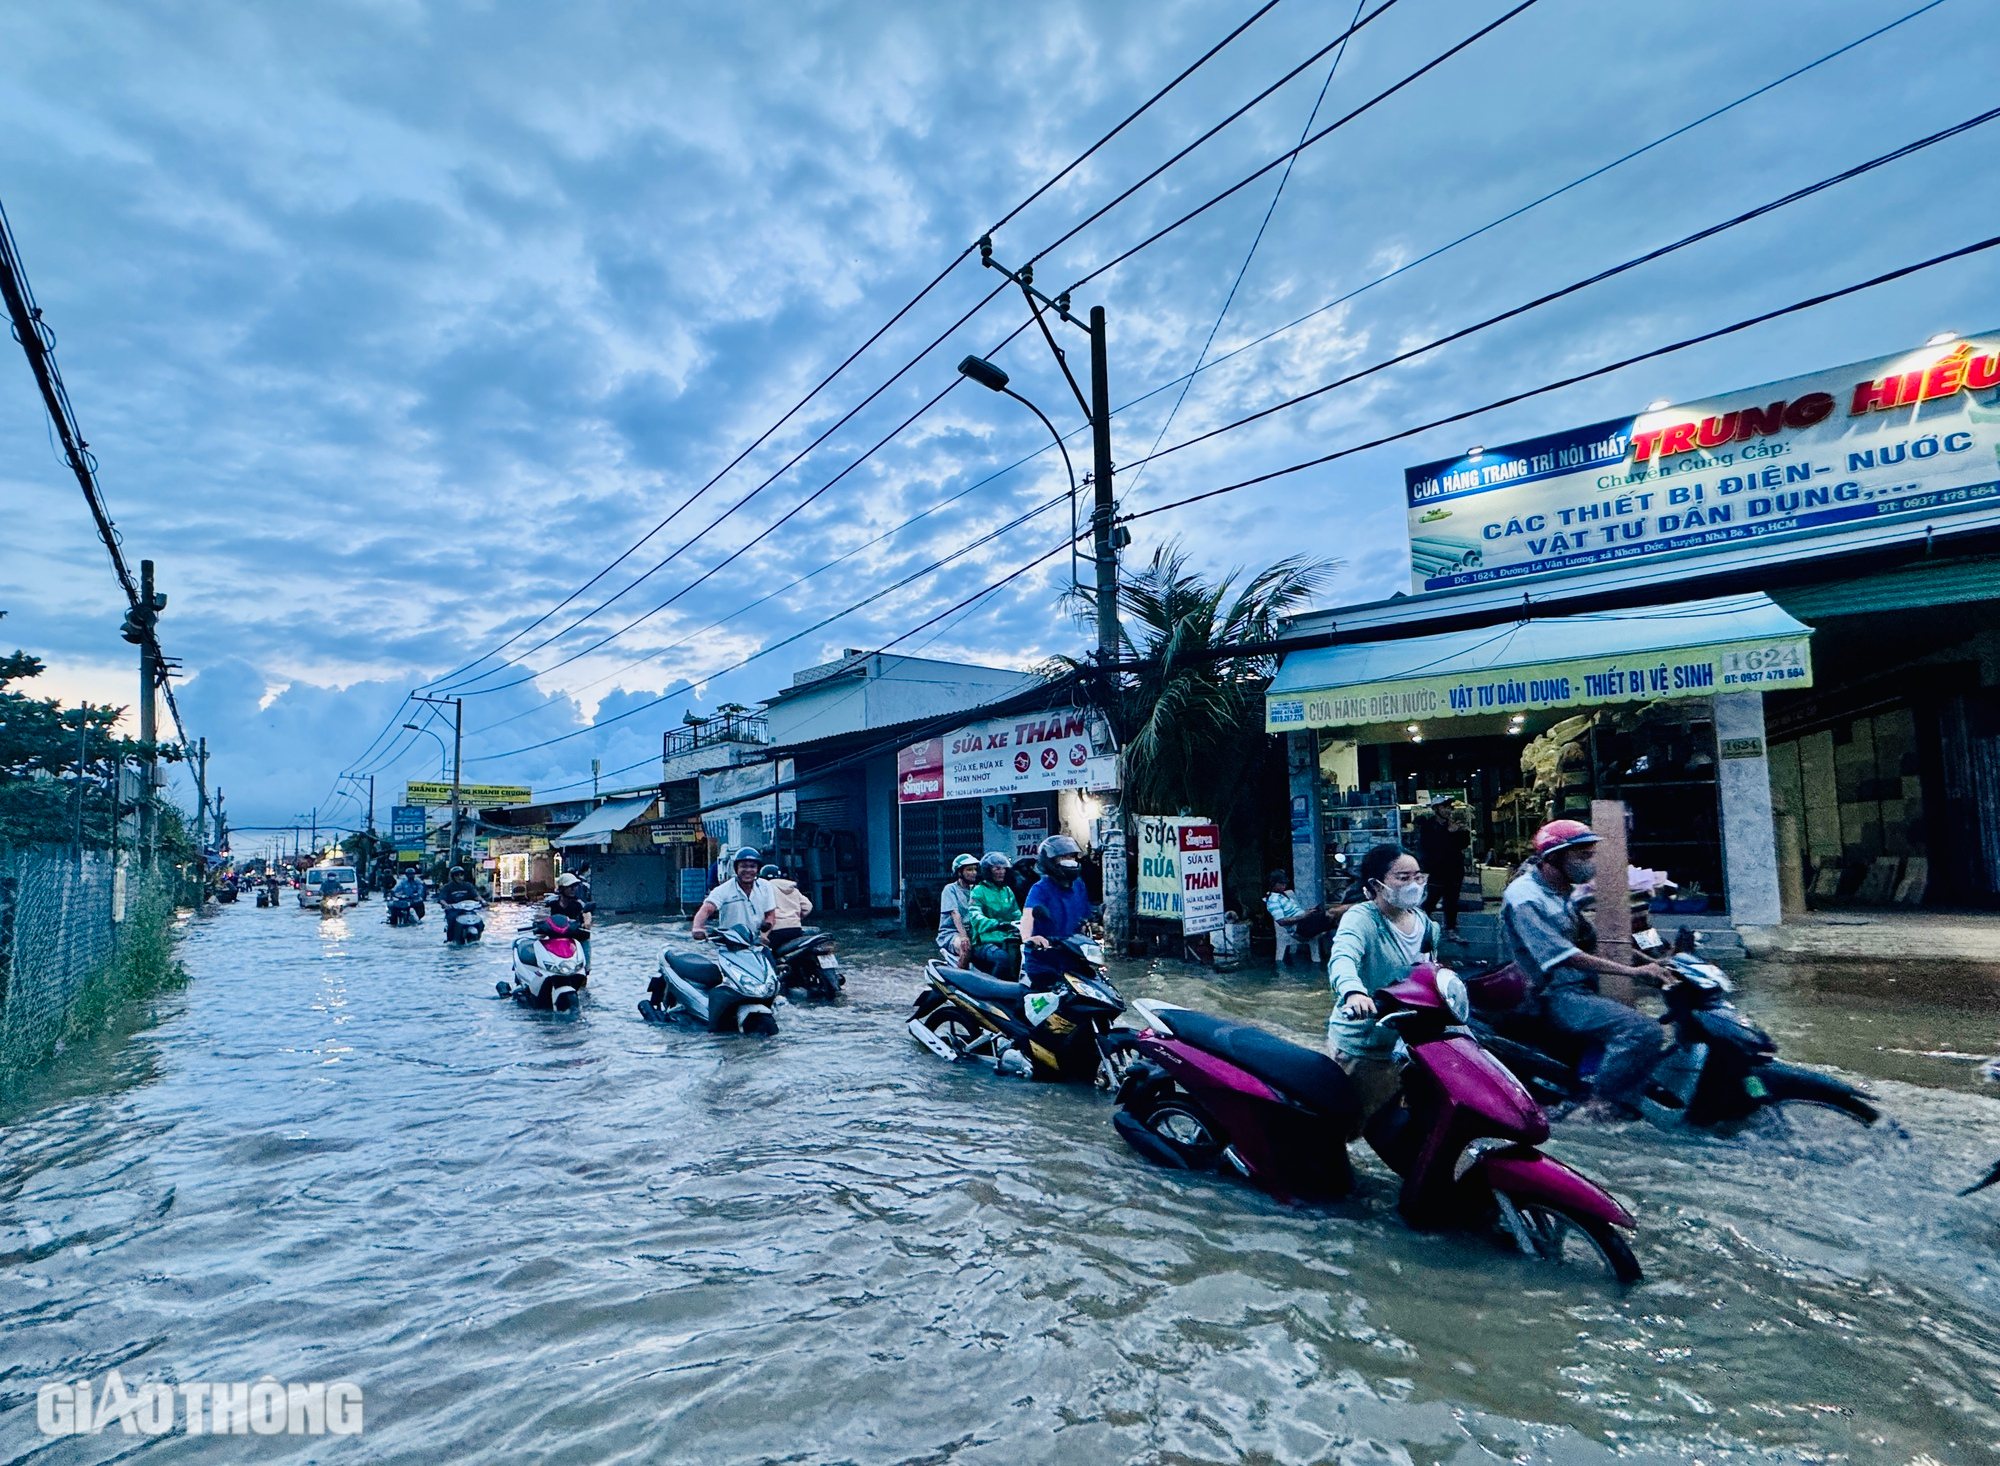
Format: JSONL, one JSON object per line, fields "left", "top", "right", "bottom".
{"left": 1019, "top": 834, "right": 1090, "bottom": 986}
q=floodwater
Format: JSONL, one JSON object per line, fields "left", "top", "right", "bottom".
{"left": 3, "top": 903, "right": 1999, "bottom": 1463}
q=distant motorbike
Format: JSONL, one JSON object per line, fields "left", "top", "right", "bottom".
{"left": 908, "top": 932, "right": 1134, "bottom": 1085}
{"left": 318, "top": 889, "right": 348, "bottom": 919}
{"left": 1116, "top": 964, "right": 1642, "bottom": 1283}
{"left": 643, "top": 930, "right": 780, "bottom": 1034}
{"left": 1467, "top": 951, "right": 1879, "bottom": 1128}
{"left": 774, "top": 929, "right": 843, "bottom": 1000}
{"left": 444, "top": 899, "right": 485, "bottom": 945}
{"left": 255, "top": 885, "right": 275, "bottom": 908}
{"left": 497, "top": 911, "right": 589, "bottom": 1014}
{"left": 386, "top": 894, "right": 422, "bottom": 927}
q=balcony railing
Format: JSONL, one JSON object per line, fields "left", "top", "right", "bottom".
{"left": 663, "top": 713, "right": 769, "bottom": 759}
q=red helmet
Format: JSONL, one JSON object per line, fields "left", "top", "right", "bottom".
{"left": 1532, "top": 819, "right": 1601, "bottom": 859}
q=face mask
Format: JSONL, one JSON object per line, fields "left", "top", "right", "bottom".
{"left": 1565, "top": 857, "right": 1597, "bottom": 884}
{"left": 1379, "top": 878, "right": 1426, "bottom": 909}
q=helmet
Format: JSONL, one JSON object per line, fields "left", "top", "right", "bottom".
{"left": 1037, "top": 834, "right": 1083, "bottom": 886}
{"left": 950, "top": 853, "right": 979, "bottom": 875}
{"left": 759, "top": 864, "right": 781, "bottom": 879}
{"left": 556, "top": 872, "right": 579, "bottom": 888}
{"left": 979, "top": 850, "right": 1011, "bottom": 876}
{"left": 1532, "top": 819, "right": 1601, "bottom": 860}
{"left": 731, "top": 846, "right": 762, "bottom": 868}
{"left": 450, "top": 866, "right": 467, "bottom": 880}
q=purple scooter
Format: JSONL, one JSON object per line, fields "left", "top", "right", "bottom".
{"left": 1114, "top": 964, "right": 1641, "bottom": 1282}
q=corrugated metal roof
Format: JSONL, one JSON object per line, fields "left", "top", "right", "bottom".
{"left": 1770, "top": 555, "right": 2000, "bottom": 620}
{"left": 551, "top": 795, "right": 655, "bottom": 847}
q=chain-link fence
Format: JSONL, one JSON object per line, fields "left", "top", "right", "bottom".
{"left": 0, "top": 846, "right": 182, "bottom": 1083}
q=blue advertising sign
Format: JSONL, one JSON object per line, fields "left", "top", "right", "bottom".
{"left": 1404, "top": 334, "right": 2000, "bottom": 592}
{"left": 390, "top": 805, "right": 427, "bottom": 852}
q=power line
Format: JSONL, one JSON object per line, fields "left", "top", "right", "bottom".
{"left": 1113, "top": 103, "right": 2000, "bottom": 474}
{"left": 1056, "top": 0, "right": 1545, "bottom": 294}
{"left": 1116, "top": 231, "right": 2000, "bottom": 525}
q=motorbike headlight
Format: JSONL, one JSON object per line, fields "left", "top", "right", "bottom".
{"left": 1079, "top": 941, "right": 1105, "bottom": 966}
{"left": 1436, "top": 968, "right": 1470, "bottom": 1024}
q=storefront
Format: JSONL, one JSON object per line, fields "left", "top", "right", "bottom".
{"left": 1271, "top": 329, "right": 2000, "bottom": 924}
{"left": 1268, "top": 595, "right": 1812, "bottom": 920}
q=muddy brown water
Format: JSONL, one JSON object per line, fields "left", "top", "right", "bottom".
{"left": 2, "top": 904, "right": 1998, "bottom": 1462}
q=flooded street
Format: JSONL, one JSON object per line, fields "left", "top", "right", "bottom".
{"left": 5, "top": 903, "right": 2000, "bottom": 1463}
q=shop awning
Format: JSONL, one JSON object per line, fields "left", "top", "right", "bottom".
{"left": 551, "top": 795, "right": 656, "bottom": 847}
{"left": 1265, "top": 593, "right": 1813, "bottom": 733}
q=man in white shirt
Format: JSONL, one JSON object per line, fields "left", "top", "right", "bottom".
{"left": 693, "top": 847, "right": 776, "bottom": 943}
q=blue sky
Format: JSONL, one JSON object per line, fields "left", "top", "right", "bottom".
{"left": 1, "top": 0, "right": 1995, "bottom": 849}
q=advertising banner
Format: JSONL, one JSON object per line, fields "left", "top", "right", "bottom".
{"left": 390, "top": 805, "right": 427, "bottom": 852}
{"left": 1177, "top": 823, "right": 1224, "bottom": 936}
{"left": 1404, "top": 333, "right": 2000, "bottom": 592}
{"left": 1010, "top": 807, "right": 1049, "bottom": 859}
{"left": 402, "top": 782, "right": 533, "bottom": 808}
{"left": 898, "top": 710, "right": 1120, "bottom": 803}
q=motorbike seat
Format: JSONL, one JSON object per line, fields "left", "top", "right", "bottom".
{"left": 939, "top": 965, "right": 1029, "bottom": 1006}
{"left": 774, "top": 933, "right": 822, "bottom": 959}
{"left": 1159, "top": 1009, "right": 1358, "bottom": 1120}
{"left": 665, "top": 949, "right": 725, "bottom": 988}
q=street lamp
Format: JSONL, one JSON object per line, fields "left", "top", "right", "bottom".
{"left": 402, "top": 722, "right": 450, "bottom": 778}
{"left": 957, "top": 354, "right": 1081, "bottom": 590}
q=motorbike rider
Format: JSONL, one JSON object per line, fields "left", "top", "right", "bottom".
{"left": 761, "top": 863, "right": 813, "bottom": 950}
{"left": 1019, "top": 834, "right": 1090, "bottom": 987}
{"left": 1499, "top": 819, "right": 1676, "bottom": 1121}
{"left": 966, "top": 851, "right": 1023, "bottom": 980}
{"left": 692, "top": 847, "right": 777, "bottom": 944}
{"left": 438, "top": 865, "right": 485, "bottom": 938}
{"left": 391, "top": 868, "right": 426, "bottom": 920}
{"left": 937, "top": 853, "right": 979, "bottom": 967}
{"left": 547, "top": 871, "right": 593, "bottom": 963}
{"left": 1326, "top": 844, "right": 1439, "bottom": 1132}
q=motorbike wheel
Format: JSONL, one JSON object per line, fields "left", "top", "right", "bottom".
{"left": 1755, "top": 1062, "right": 1880, "bottom": 1125}
{"left": 921, "top": 1007, "right": 985, "bottom": 1057}
{"left": 1095, "top": 1033, "right": 1140, "bottom": 1091}
{"left": 1507, "top": 1199, "right": 1642, "bottom": 1285}
{"left": 1140, "top": 1095, "right": 1225, "bottom": 1170}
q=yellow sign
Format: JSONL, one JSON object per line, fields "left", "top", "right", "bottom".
{"left": 402, "top": 782, "right": 533, "bottom": 807}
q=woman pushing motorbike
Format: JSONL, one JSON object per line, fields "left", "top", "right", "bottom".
{"left": 1326, "top": 844, "right": 1438, "bottom": 1130}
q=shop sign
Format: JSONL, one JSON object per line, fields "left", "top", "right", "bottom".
{"left": 1136, "top": 816, "right": 1215, "bottom": 925}
{"left": 1265, "top": 634, "right": 1812, "bottom": 733}
{"left": 650, "top": 820, "right": 706, "bottom": 845}
{"left": 1404, "top": 332, "right": 2000, "bottom": 592}
{"left": 390, "top": 805, "right": 427, "bottom": 851}
{"left": 897, "top": 711, "right": 1120, "bottom": 803}
{"left": 1178, "top": 823, "right": 1224, "bottom": 936}
{"left": 1011, "top": 807, "right": 1049, "bottom": 859}
{"left": 402, "top": 782, "right": 533, "bottom": 808}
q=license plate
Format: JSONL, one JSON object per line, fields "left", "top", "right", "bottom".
{"left": 819, "top": 956, "right": 840, "bottom": 971}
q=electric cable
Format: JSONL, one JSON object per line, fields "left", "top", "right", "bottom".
{"left": 1113, "top": 103, "right": 2000, "bottom": 474}
{"left": 1114, "top": 230, "right": 2000, "bottom": 525}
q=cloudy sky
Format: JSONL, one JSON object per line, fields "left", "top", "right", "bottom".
{"left": 1, "top": 0, "right": 1994, "bottom": 847}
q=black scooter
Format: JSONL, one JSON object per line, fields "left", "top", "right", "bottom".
{"left": 907, "top": 932, "right": 1134, "bottom": 1086}
{"left": 1469, "top": 951, "right": 1879, "bottom": 1128}
{"left": 774, "top": 929, "right": 843, "bottom": 1000}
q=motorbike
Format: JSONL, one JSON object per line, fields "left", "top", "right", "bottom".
{"left": 496, "top": 911, "right": 589, "bottom": 1014}
{"left": 386, "top": 894, "right": 423, "bottom": 927}
{"left": 642, "top": 929, "right": 781, "bottom": 1034}
{"left": 444, "top": 899, "right": 485, "bottom": 945}
{"left": 318, "top": 890, "right": 348, "bottom": 919}
{"left": 1466, "top": 951, "right": 1879, "bottom": 1129}
{"left": 1114, "top": 965, "right": 1643, "bottom": 1283}
{"left": 773, "top": 928, "right": 843, "bottom": 1000}
{"left": 255, "top": 885, "right": 275, "bottom": 908}
{"left": 907, "top": 932, "right": 1134, "bottom": 1085}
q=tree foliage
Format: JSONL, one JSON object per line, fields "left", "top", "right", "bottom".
{"left": 0, "top": 647, "right": 159, "bottom": 849}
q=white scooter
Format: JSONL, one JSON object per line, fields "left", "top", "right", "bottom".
{"left": 497, "top": 911, "right": 589, "bottom": 1014}
{"left": 641, "top": 929, "right": 781, "bottom": 1035}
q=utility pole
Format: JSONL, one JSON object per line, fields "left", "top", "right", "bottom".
{"left": 73, "top": 702, "right": 89, "bottom": 860}
{"left": 214, "top": 786, "right": 227, "bottom": 863}
{"left": 309, "top": 807, "right": 317, "bottom": 857}
{"left": 192, "top": 736, "right": 209, "bottom": 888}
{"left": 414, "top": 693, "right": 465, "bottom": 867}
{"left": 968, "top": 242, "right": 1130, "bottom": 953}
{"left": 130, "top": 559, "right": 161, "bottom": 864}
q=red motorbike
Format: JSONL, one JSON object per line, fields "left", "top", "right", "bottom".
{"left": 1115, "top": 964, "right": 1642, "bottom": 1283}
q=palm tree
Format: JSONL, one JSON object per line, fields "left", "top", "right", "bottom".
{"left": 1063, "top": 539, "right": 1338, "bottom": 907}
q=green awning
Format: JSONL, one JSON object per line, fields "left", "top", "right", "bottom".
{"left": 1265, "top": 594, "right": 1813, "bottom": 733}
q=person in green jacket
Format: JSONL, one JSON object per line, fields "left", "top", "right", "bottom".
{"left": 1327, "top": 843, "right": 1439, "bottom": 1131}
{"left": 966, "top": 850, "right": 1024, "bottom": 979}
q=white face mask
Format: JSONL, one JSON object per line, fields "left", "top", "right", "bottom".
{"left": 1378, "top": 877, "right": 1427, "bottom": 909}
{"left": 1565, "top": 857, "right": 1597, "bottom": 884}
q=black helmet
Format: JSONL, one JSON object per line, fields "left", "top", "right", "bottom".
{"left": 759, "top": 864, "right": 781, "bottom": 879}
{"left": 450, "top": 866, "right": 467, "bottom": 880}
{"left": 1037, "top": 834, "right": 1083, "bottom": 886}
{"left": 979, "top": 850, "right": 1011, "bottom": 877}
{"left": 731, "top": 846, "right": 762, "bottom": 868}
